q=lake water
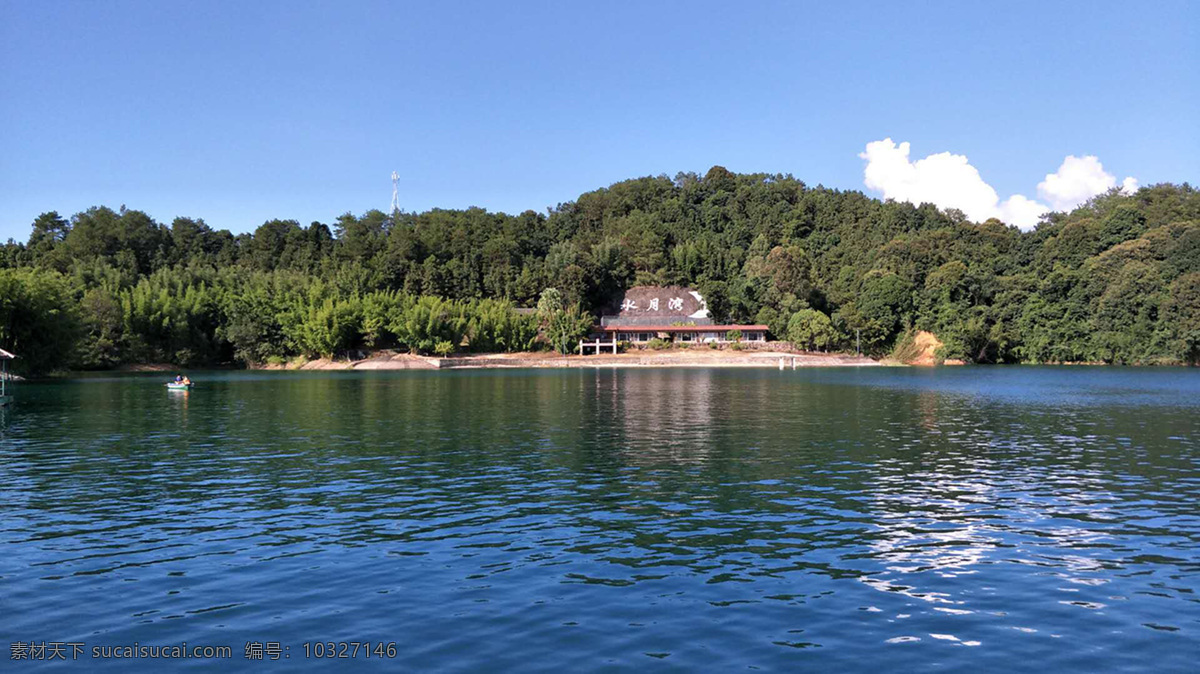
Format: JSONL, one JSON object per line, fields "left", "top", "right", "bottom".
{"left": 1, "top": 367, "right": 1198, "bottom": 671}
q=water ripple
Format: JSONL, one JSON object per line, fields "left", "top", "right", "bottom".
{"left": 1, "top": 367, "right": 1197, "bottom": 671}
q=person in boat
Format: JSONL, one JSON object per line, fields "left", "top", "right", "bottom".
{"left": 175, "top": 375, "right": 183, "bottom": 383}
{"left": 181, "top": 376, "right": 192, "bottom": 385}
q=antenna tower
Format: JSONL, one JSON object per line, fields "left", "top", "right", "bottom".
{"left": 390, "top": 171, "right": 400, "bottom": 213}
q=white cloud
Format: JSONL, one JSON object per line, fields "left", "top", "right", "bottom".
{"left": 1036, "top": 155, "right": 1137, "bottom": 211}
{"left": 996, "top": 194, "right": 1047, "bottom": 231}
{"left": 859, "top": 139, "right": 1137, "bottom": 231}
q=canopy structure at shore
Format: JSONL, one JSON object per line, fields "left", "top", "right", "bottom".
{"left": 0, "top": 348, "right": 14, "bottom": 406}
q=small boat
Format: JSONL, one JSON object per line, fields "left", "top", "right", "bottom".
{"left": 166, "top": 382, "right": 193, "bottom": 391}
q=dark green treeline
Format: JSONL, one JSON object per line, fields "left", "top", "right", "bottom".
{"left": 1, "top": 167, "right": 1198, "bottom": 374}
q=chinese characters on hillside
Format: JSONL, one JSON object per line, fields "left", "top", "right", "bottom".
{"left": 621, "top": 296, "right": 686, "bottom": 313}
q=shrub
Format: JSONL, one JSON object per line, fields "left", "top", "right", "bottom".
{"left": 465, "top": 298, "right": 539, "bottom": 353}
{"left": 646, "top": 338, "right": 671, "bottom": 350}
{"left": 360, "top": 289, "right": 404, "bottom": 348}
{"left": 890, "top": 330, "right": 923, "bottom": 362}
{"left": 284, "top": 292, "right": 361, "bottom": 359}
{"left": 726, "top": 329, "right": 743, "bottom": 342}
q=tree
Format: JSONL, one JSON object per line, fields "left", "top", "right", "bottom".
{"left": 285, "top": 295, "right": 360, "bottom": 360}
{"left": 765, "top": 245, "right": 815, "bottom": 300}
{"left": 1162, "top": 272, "right": 1200, "bottom": 364}
{"left": 390, "top": 295, "right": 466, "bottom": 355}
{"left": 247, "top": 219, "right": 300, "bottom": 271}
{"left": 58, "top": 207, "right": 169, "bottom": 275}
{"left": 536, "top": 287, "right": 563, "bottom": 318}
{"left": 853, "top": 273, "right": 915, "bottom": 351}
{"left": 787, "top": 309, "right": 836, "bottom": 351}
{"left": 359, "top": 290, "right": 404, "bottom": 349}
{"left": 465, "top": 299, "right": 538, "bottom": 352}
{"left": 27, "top": 211, "right": 71, "bottom": 264}
{"left": 0, "top": 268, "right": 80, "bottom": 374}
{"left": 77, "top": 286, "right": 124, "bottom": 368}
{"left": 545, "top": 304, "right": 592, "bottom": 355}
{"left": 538, "top": 287, "right": 591, "bottom": 354}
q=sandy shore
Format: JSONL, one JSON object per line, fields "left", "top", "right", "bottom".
{"left": 265, "top": 349, "right": 882, "bottom": 371}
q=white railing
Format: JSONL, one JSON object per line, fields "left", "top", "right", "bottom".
{"left": 578, "top": 339, "right": 618, "bottom": 355}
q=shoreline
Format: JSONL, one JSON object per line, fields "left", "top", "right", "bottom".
{"left": 258, "top": 349, "right": 884, "bottom": 371}
{"left": 63, "top": 353, "right": 1195, "bottom": 377}
{"left": 81, "top": 352, "right": 1195, "bottom": 376}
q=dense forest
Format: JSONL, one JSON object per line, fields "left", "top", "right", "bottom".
{"left": 1, "top": 166, "right": 1198, "bottom": 374}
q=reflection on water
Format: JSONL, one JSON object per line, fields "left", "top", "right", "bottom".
{"left": 0, "top": 367, "right": 1198, "bottom": 672}
{"left": 609, "top": 369, "right": 717, "bottom": 466}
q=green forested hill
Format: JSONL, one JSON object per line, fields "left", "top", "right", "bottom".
{"left": 2, "top": 167, "right": 1197, "bottom": 373}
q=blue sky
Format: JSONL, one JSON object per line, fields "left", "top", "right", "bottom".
{"left": 1, "top": 1, "right": 1196, "bottom": 240}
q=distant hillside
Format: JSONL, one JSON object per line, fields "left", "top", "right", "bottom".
{"left": 1, "top": 167, "right": 1197, "bottom": 373}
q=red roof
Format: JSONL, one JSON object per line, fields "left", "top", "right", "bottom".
{"left": 600, "top": 325, "right": 767, "bottom": 332}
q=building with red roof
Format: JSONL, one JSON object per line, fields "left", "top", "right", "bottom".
{"left": 585, "top": 286, "right": 767, "bottom": 349}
